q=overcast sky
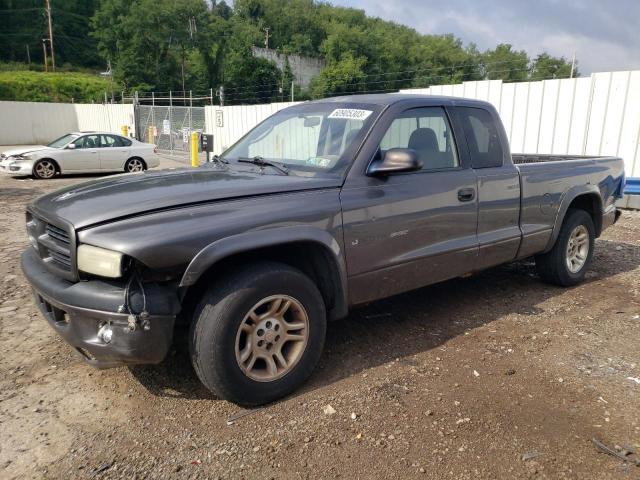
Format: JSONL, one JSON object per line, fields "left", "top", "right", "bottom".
{"left": 333, "top": 0, "right": 640, "bottom": 75}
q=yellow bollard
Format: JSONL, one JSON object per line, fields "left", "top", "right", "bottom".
{"left": 148, "top": 126, "right": 154, "bottom": 144}
{"left": 121, "top": 125, "right": 129, "bottom": 137}
{"left": 191, "top": 132, "right": 198, "bottom": 167}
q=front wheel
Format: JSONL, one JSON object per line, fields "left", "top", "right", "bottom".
{"left": 32, "top": 159, "right": 57, "bottom": 179}
{"left": 124, "top": 157, "right": 146, "bottom": 173}
{"left": 535, "top": 209, "right": 595, "bottom": 286}
{"left": 189, "top": 262, "right": 326, "bottom": 406}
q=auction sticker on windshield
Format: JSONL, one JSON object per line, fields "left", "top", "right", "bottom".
{"left": 328, "top": 109, "right": 373, "bottom": 120}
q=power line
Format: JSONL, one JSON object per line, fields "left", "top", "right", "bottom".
{"left": 220, "top": 58, "right": 530, "bottom": 97}
{"left": 222, "top": 63, "right": 534, "bottom": 101}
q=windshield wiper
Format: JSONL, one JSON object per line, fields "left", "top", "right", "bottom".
{"left": 238, "top": 156, "right": 289, "bottom": 175}
{"left": 212, "top": 154, "right": 229, "bottom": 165}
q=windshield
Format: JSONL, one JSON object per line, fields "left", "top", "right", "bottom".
{"left": 47, "top": 133, "right": 78, "bottom": 148}
{"left": 222, "top": 102, "right": 381, "bottom": 177}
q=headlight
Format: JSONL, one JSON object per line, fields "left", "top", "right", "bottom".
{"left": 77, "top": 244, "right": 124, "bottom": 278}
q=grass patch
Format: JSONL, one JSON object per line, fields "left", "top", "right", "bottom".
{"left": 0, "top": 70, "right": 121, "bottom": 103}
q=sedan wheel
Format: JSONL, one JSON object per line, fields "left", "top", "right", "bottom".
{"left": 33, "top": 160, "right": 56, "bottom": 179}
{"left": 125, "top": 158, "right": 145, "bottom": 172}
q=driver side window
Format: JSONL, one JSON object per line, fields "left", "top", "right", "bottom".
{"left": 73, "top": 134, "right": 101, "bottom": 149}
{"left": 379, "top": 107, "right": 458, "bottom": 170}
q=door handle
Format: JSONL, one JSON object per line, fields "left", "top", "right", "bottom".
{"left": 457, "top": 188, "right": 475, "bottom": 202}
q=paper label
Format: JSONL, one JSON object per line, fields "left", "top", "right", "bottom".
{"left": 328, "top": 109, "right": 372, "bottom": 121}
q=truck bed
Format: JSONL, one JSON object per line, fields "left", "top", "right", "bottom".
{"left": 511, "top": 153, "right": 624, "bottom": 259}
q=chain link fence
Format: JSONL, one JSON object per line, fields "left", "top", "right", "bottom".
{"left": 135, "top": 103, "right": 207, "bottom": 165}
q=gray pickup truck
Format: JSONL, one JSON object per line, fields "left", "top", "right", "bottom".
{"left": 21, "top": 94, "right": 625, "bottom": 406}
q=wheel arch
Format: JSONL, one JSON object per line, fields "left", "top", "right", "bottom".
{"left": 545, "top": 187, "right": 603, "bottom": 252}
{"left": 179, "top": 227, "right": 349, "bottom": 322}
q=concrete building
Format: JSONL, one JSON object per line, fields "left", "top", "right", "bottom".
{"left": 251, "top": 46, "right": 325, "bottom": 90}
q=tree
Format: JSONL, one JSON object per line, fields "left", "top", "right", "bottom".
{"left": 530, "top": 53, "right": 576, "bottom": 80}
{"left": 0, "top": 0, "right": 583, "bottom": 104}
{"left": 310, "top": 53, "right": 367, "bottom": 97}
{"left": 482, "top": 44, "right": 529, "bottom": 81}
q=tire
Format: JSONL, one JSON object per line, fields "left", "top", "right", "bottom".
{"left": 32, "top": 159, "right": 57, "bottom": 179}
{"left": 189, "top": 262, "right": 327, "bottom": 406}
{"left": 535, "top": 209, "right": 595, "bottom": 287}
{"left": 124, "top": 157, "right": 146, "bottom": 173}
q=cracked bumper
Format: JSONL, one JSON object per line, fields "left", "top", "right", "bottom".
{"left": 21, "top": 248, "right": 180, "bottom": 368}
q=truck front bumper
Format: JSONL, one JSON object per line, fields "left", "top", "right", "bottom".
{"left": 21, "top": 248, "right": 180, "bottom": 368}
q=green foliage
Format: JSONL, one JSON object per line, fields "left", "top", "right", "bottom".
{"left": 530, "top": 53, "right": 577, "bottom": 80}
{"left": 0, "top": 70, "right": 120, "bottom": 102}
{"left": 0, "top": 0, "right": 581, "bottom": 104}
{"left": 482, "top": 44, "right": 529, "bottom": 81}
{"left": 0, "top": 0, "right": 101, "bottom": 68}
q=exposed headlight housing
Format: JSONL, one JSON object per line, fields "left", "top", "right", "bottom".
{"left": 77, "top": 244, "right": 124, "bottom": 278}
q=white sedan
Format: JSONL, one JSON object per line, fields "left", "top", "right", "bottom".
{"left": 0, "top": 131, "right": 160, "bottom": 179}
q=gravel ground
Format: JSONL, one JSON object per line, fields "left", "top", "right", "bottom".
{"left": 1, "top": 167, "right": 639, "bottom": 479}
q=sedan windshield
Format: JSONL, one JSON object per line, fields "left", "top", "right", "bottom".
{"left": 47, "top": 133, "right": 78, "bottom": 148}
{"left": 222, "top": 102, "right": 381, "bottom": 177}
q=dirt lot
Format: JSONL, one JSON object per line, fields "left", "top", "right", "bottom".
{"left": 1, "top": 168, "right": 639, "bottom": 480}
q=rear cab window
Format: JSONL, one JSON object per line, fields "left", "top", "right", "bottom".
{"left": 457, "top": 107, "right": 504, "bottom": 169}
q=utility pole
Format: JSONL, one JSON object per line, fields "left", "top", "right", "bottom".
{"left": 42, "top": 39, "right": 48, "bottom": 72}
{"left": 26, "top": 44, "right": 31, "bottom": 65}
{"left": 219, "top": 85, "right": 224, "bottom": 107}
{"left": 263, "top": 27, "right": 270, "bottom": 49}
{"left": 570, "top": 51, "right": 576, "bottom": 79}
{"left": 45, "top": 0, "right": 55, "bottom": 71}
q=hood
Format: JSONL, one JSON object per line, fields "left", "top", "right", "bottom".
{"left": 1, "top": 146, "right": 49, "bottom": 158}
{"left": 30, "top": 166, "right": 342, "bottom": 230}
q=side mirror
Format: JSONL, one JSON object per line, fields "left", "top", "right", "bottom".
{"left": 66, "top": 143, "right": 76, "bottom": 150}
{"left": 367, "top": 148, "right": 422, "bottom": 176}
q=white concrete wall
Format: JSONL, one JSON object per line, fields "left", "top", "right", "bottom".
{"left": 0, "top": 101, "right": 135, "bottom": 145}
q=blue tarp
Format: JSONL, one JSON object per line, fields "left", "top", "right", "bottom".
{"left": 625, "top": 177, "right": 640, "bottom": 195}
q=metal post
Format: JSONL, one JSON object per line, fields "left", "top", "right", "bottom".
{"left": 219, "top": 85, "right": 224, "bottom": 107}
{"left": 121, "top": 90, "right": 124, "bottom": 104}
{"left": 134, "top": 91, "right": 139, "bottom": 139}
{"left": 169, "top": 91, "right": 173, "bottom": 154}
{"left": 189, "top": 90, "right": 193, "bottom": 134}
{"left": 104, "top": 91, "right": 108, "bottom": 104}
{"left": 26, "top": 44, "right": 31, "bottom": 65}
{"left": 190, "top": 132, "right": 198, "bottom": 167}
{"left": 45, "top": 0, "right": 55, "bottom": 71}
{"left": 42, "top": 39, "right": 48, "bottom": 72}
{"left": 291, "top": 80, "right": 294, "bottom": 102}
{"left": 570, "top": 52, "right": 576, "bottom": 79}
{"left": 151, "top": 91, "right": 155, "bottom": 137}
{"left": 210, "top": 88, "right": 214, "bottom": 107}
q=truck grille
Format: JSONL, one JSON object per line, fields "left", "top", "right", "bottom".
{"left": 26, "top": 212, "right": 75, "bottom": 279}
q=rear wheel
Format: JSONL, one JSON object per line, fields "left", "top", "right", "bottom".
{"left": 535, "top": 209, "right": 595, "bottom": 286}
{"left": 32, "top": 159, "right": 57, "bottom": 179}
{"left": 124, "top": 157, "right": 146, "bottom": 172}
{"left": 189, "top": 262, "right": 326, "bottom": 406}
